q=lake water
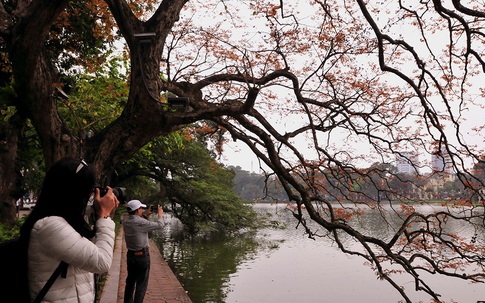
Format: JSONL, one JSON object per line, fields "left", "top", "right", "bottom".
{"left": 153, "top": 203, "right": 485, "bottom": 303}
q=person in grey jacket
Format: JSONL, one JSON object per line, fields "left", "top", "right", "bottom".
{"left": 20, "top": 157, "right": 119, "bottom": 303}
{"left": 123, "top": 200, "right": 164, "bottom": 303}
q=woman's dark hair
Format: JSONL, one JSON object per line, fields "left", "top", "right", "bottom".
{"left": 20, "top": 157, "right": 97, "bottom": 240}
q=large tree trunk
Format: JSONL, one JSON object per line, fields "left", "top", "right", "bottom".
{"left": 85, "top": 0, "right": 191, "bottom": 180}
{"left": 0, "top": 0, "right": 240, "bottom": 224}
{"left": 0, "top": 0, "right": 71, "bottom": 224}
{"left": 7, "top": 0, "right": 73, "bottom": 163}
{"left": 0, "top": 112, "right": 21, "bottom": 225}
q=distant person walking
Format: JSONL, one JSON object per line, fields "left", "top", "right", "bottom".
{"left": 123, "top": 200, "right": 164, "bottom": 303}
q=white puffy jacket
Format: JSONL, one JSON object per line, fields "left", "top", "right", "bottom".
{"left": 28, "top": 216, "right": 115, "bottom": 303}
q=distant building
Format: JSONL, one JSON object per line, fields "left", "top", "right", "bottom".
{"left": 395, "top": 151, "right": 419, "bottom": 174}
{"left": 431, "top": 146, "right": 453, "bottom": 174}
{"left": 472, "top": 161, "right": 485, "bottom": 180}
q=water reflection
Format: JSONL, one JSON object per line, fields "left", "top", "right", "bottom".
{"left": 154, "top": 203, "right": 485, "bottom": 303}
{"left": 153, "top": 216, "right": 261, "bottom": 302}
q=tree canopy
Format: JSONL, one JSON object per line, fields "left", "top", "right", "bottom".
{"left": 116, "top": 129, "right": 257, "bottom": 233}
{"left": 1, "top": 1, "right": 485, "bottom": 301}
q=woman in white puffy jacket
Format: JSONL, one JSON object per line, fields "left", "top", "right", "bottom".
{"left": 20, "top": 158, "right": 119, "bottom": 303}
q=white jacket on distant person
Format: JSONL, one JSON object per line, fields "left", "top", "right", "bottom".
{"left": 28, "top": 216, "right": 115, "bottom": 303}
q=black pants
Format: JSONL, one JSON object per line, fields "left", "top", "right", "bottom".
{"left": 124, "top": 247, "right": 151, "bottom": 303}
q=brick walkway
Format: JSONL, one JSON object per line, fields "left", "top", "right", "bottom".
{"left": 99, "top": 227, "right": 192, "bottom": 303}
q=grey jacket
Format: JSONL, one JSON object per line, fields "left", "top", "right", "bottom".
{"left": 123, "top": 215, "right": 163, "bottom": 251}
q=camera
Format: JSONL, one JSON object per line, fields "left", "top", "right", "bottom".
{"left": 96, "top": 186, "right": 127, "bottom": 204}
{"left": 150, "top": 204, "right": 159, "bottom": 213}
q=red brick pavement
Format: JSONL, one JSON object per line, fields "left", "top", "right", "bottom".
{"left": 100, "top": 227, "right": 192, "bottom": 303}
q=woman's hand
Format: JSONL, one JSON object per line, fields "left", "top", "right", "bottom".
{"left": 93, "top": 187, "right": 119, "bottom": 220}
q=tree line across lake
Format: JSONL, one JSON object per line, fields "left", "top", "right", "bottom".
{"left": 230, "top": 164, "right": 479, "bottom": 204}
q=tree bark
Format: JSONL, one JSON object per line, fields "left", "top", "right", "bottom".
{"left": 0, "top": 112, "right": 21, "bottom": 225}
{"left": 0, "top": 0, "right": 71, "bottom": 224}
{"left": 9, "top": 0, "right": 73, "bottom": 166}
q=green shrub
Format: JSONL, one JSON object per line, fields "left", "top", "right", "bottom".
{"left": 0, "top": 216, "right": 27, "bottom": 242}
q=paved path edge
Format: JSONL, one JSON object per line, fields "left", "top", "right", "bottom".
{"left": 99, "top": 226, "right": 192, "bottom": 303}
